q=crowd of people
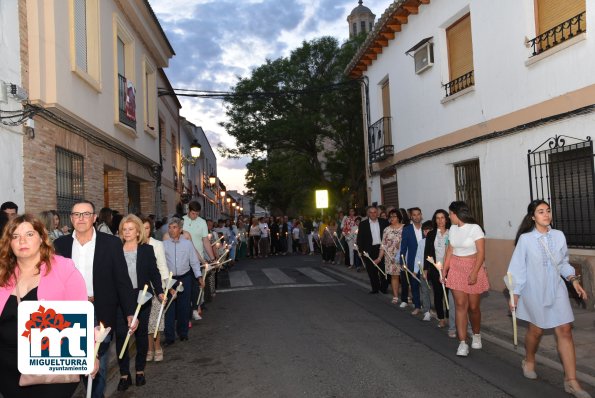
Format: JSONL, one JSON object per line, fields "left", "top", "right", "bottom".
{"left": 230, "top": 201, "right": 591, "bottom": 397}
{"left": 0, "top": 200, "right": 231, "bottom": 398}
{"left": 0, "top": 198, "right": 591, "bottom": 398}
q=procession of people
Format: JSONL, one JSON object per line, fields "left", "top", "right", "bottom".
{"left": 0, "top": 197, "right": 591, "bottom": 398}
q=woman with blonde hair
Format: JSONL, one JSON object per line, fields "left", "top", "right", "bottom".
{"left": 0, "top": 214, "right": 91, "bottom": 397}
{"left": 115, "top": 214, "right": 163, "bottom": 391}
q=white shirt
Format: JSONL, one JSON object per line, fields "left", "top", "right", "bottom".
{"left": 449, "top": 223, "right": 484, "bottom": 256}
{"left": 370, "top": 219, "right": 381, "bottom": 245}
{"left": 413, "top": 224, "right": 422, "bottom": 243}
{"left": 259, "top": 223, "right": 269, "bottom": 238}
{"left": 71, "top": 229, "right": 97, "bottom": 296}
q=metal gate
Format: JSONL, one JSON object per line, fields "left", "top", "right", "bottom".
{"left": 527, "top": 135, "right": 595, "bottom": 248}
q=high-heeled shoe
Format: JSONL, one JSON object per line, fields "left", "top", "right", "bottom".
{"left": 564, "top": 379, "right": 592, "bottom": 398}
{"left": 521, "top": 360, "right": 537, "bottom": 379}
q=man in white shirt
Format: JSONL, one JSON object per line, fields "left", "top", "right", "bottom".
{"left": 258, "top": 217, "right": 270, "bottom": 257}
{"left": 356, "top": 206, "right": 389, "bottom": 294}
{"left": 54, "top": 200, "right": 136, "bottom": 398}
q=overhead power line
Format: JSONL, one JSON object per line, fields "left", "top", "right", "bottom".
{"left": 158, "top": 80, "right": 361, "bottom": 99}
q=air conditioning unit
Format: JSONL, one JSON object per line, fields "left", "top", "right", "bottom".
{"left": 414, "top": 42, "right": 434, "bottom": 74}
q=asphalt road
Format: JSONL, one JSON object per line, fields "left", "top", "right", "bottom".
{"left": 108, "top": 255, "right": 584, "bottom": 398}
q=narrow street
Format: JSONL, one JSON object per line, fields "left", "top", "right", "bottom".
{"left": 107, "top": 255, "right": 588, "bottom": 398}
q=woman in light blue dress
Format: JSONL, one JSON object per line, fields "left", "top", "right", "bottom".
{"left": 506, "top": 200, "right": 589, "bottom": 398}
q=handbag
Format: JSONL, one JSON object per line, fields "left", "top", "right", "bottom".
{"left": 15, "top": 283, "right": 81, "bottom": 386}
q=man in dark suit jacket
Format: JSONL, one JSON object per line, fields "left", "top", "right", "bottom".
{"left": 356, "top": 206, "right": 389, "bottom": 293}
{"left": 54, "top": 200, "right": 136, "bottom": 398}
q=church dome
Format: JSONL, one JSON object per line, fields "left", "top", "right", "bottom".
{"left": 350, "top": 1, "right": 374, "bottom": 17}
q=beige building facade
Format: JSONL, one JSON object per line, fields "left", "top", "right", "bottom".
{"left": 20, "top": 0, "right": 175, "bottom": 222}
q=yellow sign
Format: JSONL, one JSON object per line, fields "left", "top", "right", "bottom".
{"left": 315, "top": 190, "right": 328, "bottom": 209}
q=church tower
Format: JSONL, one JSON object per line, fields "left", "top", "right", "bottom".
{"left": 347, "top": 1, "right": 376, "bottom": 38}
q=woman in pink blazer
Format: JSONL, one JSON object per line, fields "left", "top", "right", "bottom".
{"left": 0, "top": 214, "right": 88, "bottom": 398}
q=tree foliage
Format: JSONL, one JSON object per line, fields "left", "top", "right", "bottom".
{"left": 222, "top": 36, "right": 366, "bottom": 215}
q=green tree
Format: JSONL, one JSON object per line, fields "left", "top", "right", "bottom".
{"left": 222, "top": 36, "right": 366, "bottom": 214}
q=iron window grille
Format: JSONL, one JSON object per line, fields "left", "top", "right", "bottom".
{"left": 528, "top": 11, "right": 586, "bottom": 57}
{"left": 443, "top": 70, "right": 474, "bottom": 98}
{"left": 454, "top": 159, "right": 484, "bottom": 227}
{"left": 56, "top": 147, "right": 84, "bottom": 227}
{"left": 527, "top": 135, "right": 595, "bottom": 248}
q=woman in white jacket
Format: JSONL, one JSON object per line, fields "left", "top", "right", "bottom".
{"left": 142, "top": 217, "right": 169, "bottom": 362}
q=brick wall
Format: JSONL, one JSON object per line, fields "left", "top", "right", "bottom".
{"left": 106, "top": 169, "right": 127, "bottom": 214}
{"left": 140, "top": 181, "right": 155, "bottom": 215}
{"left": 23, "top": 117, "right": 106, "bottom": 214}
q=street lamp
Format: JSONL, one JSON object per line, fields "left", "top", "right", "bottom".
{"left": 208, "top": 174, "right": 216, "bottom": 186}
{"left": 181, "top": 139, "right": 202, "bottom": 165}
{"left": 190, "top": 139, "right": 201, "bottom": 158}
{"left": 220, "top": 190, "right": 226, "bottom": 198}
{"left": 226, "top": 197, "right": 231, "bottom": 204}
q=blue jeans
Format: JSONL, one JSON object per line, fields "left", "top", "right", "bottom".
{"left": 419, "top": 274, "right": 432, "bottom": 312}
{"left": 400, "top": 270, "right": 421, "bottom": 308}
{"left": 165, "top": 272, "right": 192, "bottom": 342}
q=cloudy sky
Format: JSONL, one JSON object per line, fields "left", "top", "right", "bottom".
{"left": 151, "top": 0, "right": 391, "bottom": 192}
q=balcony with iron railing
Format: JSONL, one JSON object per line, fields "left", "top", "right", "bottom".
{"left": 443, "top": 70, "right": 474, "bottom": 98}
{"left": 118, "top": 73, "right": 136, "bottom": 129}
{"left": 368, "top": 117, "right": 394, "bottom": 163}
{"left": 528, "top": 11, "right": 586, "bottom": 57}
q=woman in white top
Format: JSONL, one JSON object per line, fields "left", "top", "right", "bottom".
{"left": 443, "top": 201, "right": 489, "bottom": 357}
{"left": 141, "top": 217, "right": 169, "bottom": 362}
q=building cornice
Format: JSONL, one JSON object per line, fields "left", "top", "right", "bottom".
{"left": 345, "top": 0, "right": 430, "bottom": 79}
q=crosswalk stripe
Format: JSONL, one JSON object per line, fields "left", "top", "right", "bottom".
{"left": 229, "top": 270, "right": 253, "bottom": 287}
{"left": 296, "top": 267, "right": 336, "bottom": 283}
{"left": 262, "top": 268, "right": 295, "bottom": 284}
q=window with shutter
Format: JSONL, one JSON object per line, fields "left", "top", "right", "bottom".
{"left": 536, "top": 0, "right": 585, "bottom": 35}
{"left": 382, "top": 182, "right": 399, "bottom": 208}
{"left": 71, "top": 0, "right": 99, "bottom": 88}
{"left": 530, "top": 0, "right": 586, "bottom": 54}
{"left": 446, "top": 14, "right": 473, "bottom": 82}
{"left": 74, "top": 0, "right": 87, "bottom": 72}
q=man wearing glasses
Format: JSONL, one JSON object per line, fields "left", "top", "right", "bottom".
{"left": 54, "top": 200, "right": 136, "bottom": 398}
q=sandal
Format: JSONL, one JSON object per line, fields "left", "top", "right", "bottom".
{"left": 391, "top": 297, "right": 399, "bottom": 304}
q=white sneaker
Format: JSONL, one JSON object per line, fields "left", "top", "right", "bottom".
{"left": 456, "top": 341, "right": 469, "bottom": 357}
{"left": 471, "top": 334, "right": 482, "bottom": 349}
{"left": 423, "top": 312, "right": 431, "bottom": 321}
{"left": 399, "top": 302, "right": 408, "bottom": 309}
{"left": 192, "top": 310, "right": 202, "bottom": 321}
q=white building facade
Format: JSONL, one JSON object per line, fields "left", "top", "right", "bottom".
{"left": 347, "top": 0, "right": 594, "bottom": 297}
{"left": 0, "top": 0, "right": 25, "bottom": 208}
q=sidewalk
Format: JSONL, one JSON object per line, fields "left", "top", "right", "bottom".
{"left": 320, "top": 259, "right": 595, "bottom": 388}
